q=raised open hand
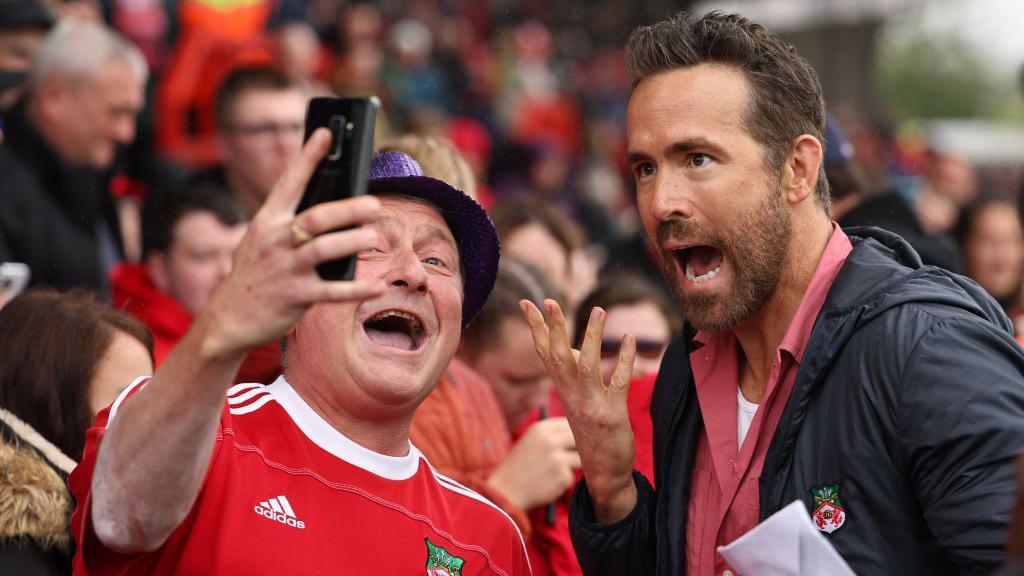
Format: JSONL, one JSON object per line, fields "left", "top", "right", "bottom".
{"left": 520, "top": 299, "right": 639, "bottom": 523}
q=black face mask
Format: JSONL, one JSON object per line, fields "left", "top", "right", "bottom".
{"left": 0, "top": 69, "right": 28, "bottom": 93}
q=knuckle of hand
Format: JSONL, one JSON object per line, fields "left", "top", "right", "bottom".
{"left": 282, "top": 281, "right": 304, "bottom": 304}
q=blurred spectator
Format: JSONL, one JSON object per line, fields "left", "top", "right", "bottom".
{"left": 192, "top": 66, "right": 305, "bottom": 215}
{"left": 273, "top": 21, "right": 328, "bottom": 95}
{"left": 111, "top": 185, "right": 281, "bottom": 383}
{"left": 153, "top": 0, "right": 305, "bottom": 166}
{"left": 827, "top": 116, "right": 962, "bottom": 272}
{"left": 493, "top": 197, "right": 593, "bottom": 312}
{"left": 378, "top": 133, "right": 477, "bottom": 199}
{"left": 927, "top": 152, "right": 980, "bottom": 207}
{"left": 573, "top": 273, "right": 681, "bottom": 383}
{"left": 502, "top": 21, "right": 582, "bottom": 156}
{"left": 459, "top": 260, "right": 580, "bottom": 574}
{"left": 954, "top": 196, "right": 1024, "bottom": 332}
{"left": 382, "top": 18, "right": 452, "bottom": 121}
{"left": 0, "top": 288, "right": 151, "bottom": 573}
{"left": 446, "top": 116, "right": 495, "bottom": 206}
{"left": 108, "top": 0, "right": 170, "bottom": 73}
{"left": 0, "top": 0, "right": 53, "bottom": 115}
{"left": 0, "top": 20, "right": 146, "bottom": 296}
{"left": 461, "top": 260, "right": 564, "bottom": 430}
{"left": 411, "top": 259, "right": 579, "bottom": 572}
{"left": 112, "top": 185, "right": 247, "bottom": 364}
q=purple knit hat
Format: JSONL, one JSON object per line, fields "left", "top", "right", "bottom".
{"left": 368, "top": 151, "right": 499, "bottom": 327}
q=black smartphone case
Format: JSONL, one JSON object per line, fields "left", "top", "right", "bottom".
{"left": 297, "top": 96, "right": 380, "bottom": 281}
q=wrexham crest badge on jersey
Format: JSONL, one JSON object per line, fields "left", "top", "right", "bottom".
{"left": 425, "top": 538, "right": 465, "bottom": 576}
{"left": 809, "top": 484, "right": 846, "bottom": 534}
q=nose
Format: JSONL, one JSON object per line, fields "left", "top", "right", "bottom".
{"left": 276, "top": 125, "right": 303, "bottom": 155}
{"left": 386, "top": 247, "right": 428, "bottom": 293}
{"left": 112, "top": 116, "right": 136, "bottom": 146}
{"left": 217, "top": 251, "right": 234, "bottom": 280}
{"left": 647, "top": 172, "right": 696, "bottom": 223}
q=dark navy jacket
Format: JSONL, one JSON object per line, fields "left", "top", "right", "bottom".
{"left": 570, "top": 228, "right": 1024, "bottom": 575}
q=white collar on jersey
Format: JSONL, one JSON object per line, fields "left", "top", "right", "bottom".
{"left": 266, "top": 376, "right": 423, "bottom": 481}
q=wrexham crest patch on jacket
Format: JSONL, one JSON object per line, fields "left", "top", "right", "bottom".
{"left": 809, "top": 484, "right": 846, "bottom": 534}
{"left": 425, "top": 538, "right": 465, "bottom": 576}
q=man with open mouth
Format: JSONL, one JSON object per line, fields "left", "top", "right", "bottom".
{"left": 65, "top": 133, "right": 529, "bottom": 574}
{"left": 523, "top": 10, "right": 1024, "bottom": 576}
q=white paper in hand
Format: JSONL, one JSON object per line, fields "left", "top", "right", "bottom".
{"left": 717, "top": 500, "right": 855, "bottom": 576}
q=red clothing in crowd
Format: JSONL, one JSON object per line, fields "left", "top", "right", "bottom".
{"left": 111, "top": 263, "right": 281, "bottom": 384}
{"left": 685, "top": 225, "right": 852, "bottom": 575}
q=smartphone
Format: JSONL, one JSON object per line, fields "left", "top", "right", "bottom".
{"left": 296, "top": 96, "right": 380, "bottom": 281}
{"left": 0, "top": 262, "right": 30, "bottom": 298}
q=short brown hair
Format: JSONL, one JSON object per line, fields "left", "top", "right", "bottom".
{"left": 214, "top": 66, "right": 296, "bottom": 130}
{"left": 572, "top": 273, "right": 682, "bottom": 348}
{"left": 460, "top": 259, "right": 561, "bottom": 358}
{"left": 0, "top": 289, "right": 154, "bottom": 459}
{"left": 491, "top": 197, "right": 582, "bottom": 272}
{"left": 625, "top": 11, "right": 830, "bottom": 214}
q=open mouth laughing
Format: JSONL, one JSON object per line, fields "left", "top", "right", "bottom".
{"left": 362, "top": 309, "right": 427, "bottom": 351}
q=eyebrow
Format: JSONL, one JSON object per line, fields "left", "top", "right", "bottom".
{"left": 418, "top": 222, "right": 458, "bottom": 254}
{"left": 627, "top": 137, "right": 730, "bottom": 164}
{"left": 376, "top": 216, "right": 460, "bottom": 265}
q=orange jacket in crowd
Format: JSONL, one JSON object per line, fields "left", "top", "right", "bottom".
{"left": 408, "top": 359, "right": 530, "bottom": 534}
{"left": 111, "top": 263, "right": 281, "bottom": 384}
{"left": 156, "top": 0, "right": 275, "bottom": 168}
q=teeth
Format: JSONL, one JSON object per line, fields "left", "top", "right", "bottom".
{"left": 685, "top": 260, "right": 721, "bottom": 283}
{"left": 369, "top": 310, "right": 422, "bottom": 329}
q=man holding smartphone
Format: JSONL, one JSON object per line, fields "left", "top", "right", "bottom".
{"left": 67, "top": 131, "right": 528, "bottom": 575}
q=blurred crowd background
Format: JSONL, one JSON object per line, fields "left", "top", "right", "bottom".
{"left": 4, "top": 0, "right": 1024, "bottom": 574}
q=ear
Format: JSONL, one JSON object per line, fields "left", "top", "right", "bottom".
{"left": 146, "top": 253, "right": 170, "bottom": 293}
{"left": 34, "top": 76, "right": 71, "bottom": 121}
{"left": 782, "top": 134, "right": 823, "bottom": 206}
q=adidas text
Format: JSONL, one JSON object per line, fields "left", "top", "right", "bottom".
{"left": 253, "top": 495, "right": 306, "bottom": 529}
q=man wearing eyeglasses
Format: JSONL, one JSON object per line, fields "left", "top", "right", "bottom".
{"left": 192, "top": 66, "right": 306, "bottom": 215}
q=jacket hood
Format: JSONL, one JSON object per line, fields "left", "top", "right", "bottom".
{"left": 0, "top": 409, "right": 75, "bottom": 551}
{"left": 111, "top": 263, "right": 192, "bottom": 338}
{"left": 827, "top": 226, "right": 1009, "bottom": 332}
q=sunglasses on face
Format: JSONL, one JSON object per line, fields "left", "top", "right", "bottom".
{"left": 601, "top": 338, "right": 666, "bottom": 360}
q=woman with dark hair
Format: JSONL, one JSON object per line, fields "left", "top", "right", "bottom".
{"left": 954, "top": 196, "right": 1024, "bottom": 333}
{"left": 0, "top": 289, "right": 154, "bottom": 575}
{"left": 573, "top": 273, "right": 682, "bottom": 382}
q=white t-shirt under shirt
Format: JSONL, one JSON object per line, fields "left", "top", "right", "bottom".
{"left": 737, "top": 387, "right": 759, "bottom": 448}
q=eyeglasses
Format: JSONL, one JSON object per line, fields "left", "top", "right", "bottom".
{"left": 228, "top": 121, "right": 304, "bottom": 142}
{"left": 601, "top": 338, "right": 666, "bottom": 360}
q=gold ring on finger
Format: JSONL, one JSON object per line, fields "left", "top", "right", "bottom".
{"left": 290, "top": 219, "right": 315, "bottom": 247}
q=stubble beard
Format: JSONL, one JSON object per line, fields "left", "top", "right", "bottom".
{"left": 657, "top": 188, "right": 792, "bottom": 333}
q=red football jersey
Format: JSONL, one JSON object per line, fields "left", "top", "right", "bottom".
{"left": 69, "top": 376, "right": 531, "bottom": 575}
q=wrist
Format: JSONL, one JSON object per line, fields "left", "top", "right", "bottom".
{"left": 487, "top": 468, "right": 528, "bottom": 511}
{"left": 587, "top": 473, "right": 637, "bottom": 524}
{"left": 191, "top": 309, "right": 249, "bottom": 365}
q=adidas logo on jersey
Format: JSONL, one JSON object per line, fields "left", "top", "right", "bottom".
{"left": 254, "top": 495, "right": 306, "bottom": 529}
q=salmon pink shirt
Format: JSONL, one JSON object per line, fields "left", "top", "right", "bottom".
{"left": 685, "top": 225, "right": 852, "bottom": 575}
